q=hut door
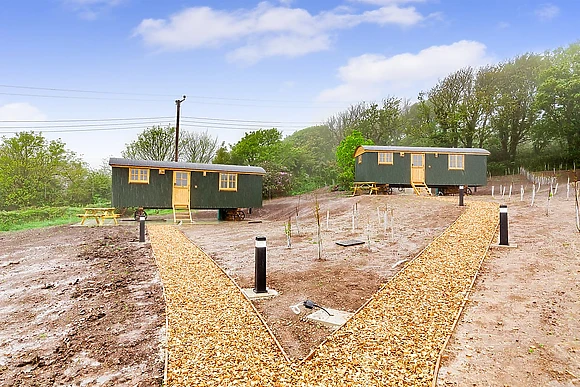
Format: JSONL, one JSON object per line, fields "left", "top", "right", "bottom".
{"left": 411, "top": 154, "right": 425, "bottom": 183}
{"left": 172, "top": 171, "right": 190, "bottom": 207}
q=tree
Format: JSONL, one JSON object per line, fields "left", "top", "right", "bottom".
{"left": 491, "top": 54, "right": 544, "bottom": 162}
{"left": 335, "top": 130, "right": 374, "bottom": 188}
{"left": 354, "top": 97, "right": 404, "bottom": 145}
{"left": 325, "top": 102, "right": 367, "bottom": 145}
{"left": 536, "top": 42, "right": 580, "bottom": 162}
{"left": 180, "top": 131, "right": 219, "bottom": 163}
{"left": 122, "top": 125, "right": 175, "bottom": 161}
{"left": 0, "top": 131, "right": 93, "bottom": 209}
{"left": 229, "top": 128, "right": 283, "bottom": 165}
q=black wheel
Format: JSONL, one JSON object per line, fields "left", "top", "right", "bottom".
{"left": 236, "top": 210, "right": 245, "bottom": 221}
{"left": 438, "top": 190, "right": 445, "bottom": 196}
{"left": 398, "top": 187, "right": 405, "bottom": 192}
{"left": 466, "top": 187, "right": 473, "bottom": 195}
{"left": 387, "top": 187, "right": 393, "bottom": 195}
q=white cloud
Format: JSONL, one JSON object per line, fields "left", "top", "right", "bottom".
{"left": 133, "top": 2, "right": 429, "bottom": 63}
{"left": 317, "top": 40, "right": 492, "bottom": 102}
{"left": 0, "top": 103, "right": 47, "bottom": 123}
{"left": 535, "top": 4, "right": 560, "bottom": 21}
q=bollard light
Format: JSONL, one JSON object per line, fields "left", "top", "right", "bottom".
{"left": 459, "top": 185, "right": 465, "bottom": 207}
{"left": 254, "top": 236, "right": 267, "bottom": 293}
{"left": 499, "top": 205, "right": 508, "bottom": 246}
{"left": 139, "top": 216, "right": 146, "bottom": 242}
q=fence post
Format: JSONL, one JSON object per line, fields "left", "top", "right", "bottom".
{"left": 139, "top": 216, "right": 146, "bottom": 243}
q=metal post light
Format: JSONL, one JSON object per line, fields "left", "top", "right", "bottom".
{"left": 254, "top": 236, "right": 267, "bottom": 293}
{"left": 139, "top": 216, "right": 146, "bottom": 243}
{"left": 499, "top": 205, "right": 508, "bottom": 246}
{"left": 459, "top": 185, "right": 465, "bottom": 207}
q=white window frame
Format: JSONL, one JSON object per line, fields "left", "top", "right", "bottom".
{"left": 448, "top": 154, "right": 465, "bottom": 170}
{"left": 378, "top": 152, "right": 394, "bottom": 165}
{"left": 129, "top": 168, "right": 149, "bottom": 184}
{"left": 219, "top": 173, "right": 238, "bottom": 191}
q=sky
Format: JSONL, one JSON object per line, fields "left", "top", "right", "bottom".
{"left": 0, "top": 0, "right": 578, "bottom": 168}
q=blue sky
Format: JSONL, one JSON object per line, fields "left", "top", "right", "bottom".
{"left": 0, "top": 0, "right": 578, "bottom": 167}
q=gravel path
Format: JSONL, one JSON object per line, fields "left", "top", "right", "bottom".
{"left": 148, "top": 201, "right": 498, "bottom": 386}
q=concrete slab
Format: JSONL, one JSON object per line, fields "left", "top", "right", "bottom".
{"left": 241, "top": 288, "right": 278, "bottom": 300}
{"left": 304, "top": 308, "right": 353, "bottom": 329}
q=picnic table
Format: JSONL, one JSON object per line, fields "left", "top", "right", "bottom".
{"left": 351, "top": 182, "right": 392, "bottom": 196}
{"left": 77, "top": 207, "right": 120, "bottom": 226}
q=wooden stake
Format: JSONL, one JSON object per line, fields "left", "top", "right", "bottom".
{"left": 326, "top": 210, "right": 329, "bottom": 231}
{"left": 520, "top": 185, "right": 524, "bottom": 201}
{"left": 531, "top": 185, "right": 536, "bottom": 207}
{"left": 492, "top": 186, "right": 495, "bottom": 197}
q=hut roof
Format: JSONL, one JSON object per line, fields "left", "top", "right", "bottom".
{"left": 354, "top": 145, "right": 490, "bottom": 158}
{"left": 108, "top": 158, "right": 266, "bottom": 175}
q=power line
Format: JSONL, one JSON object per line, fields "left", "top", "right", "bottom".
{"left": 0, "top": 83, "right": 352, "bottom": 105}
{"left": 0, "top": 116, "right": 174, "bottom": 123}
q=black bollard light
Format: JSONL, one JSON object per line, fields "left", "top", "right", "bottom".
{"left": 459, "top": 185, "right": 465, "bottom": 206}
{"left": 139, "top": 216, "right": 146, "bottom": 243}
{"left": 499, "top": 205, "right": 509, "bottom": 246}
{"left": 254, "top": 236, "right": 267, "bottom": 293}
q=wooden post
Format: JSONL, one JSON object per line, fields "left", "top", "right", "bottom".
{"left": 492, "top": 186, "right": 495, "bottom": 197}
{"left": 531, "top": 185, "right": 536, "bottom": 207}
{"left": 520, "top": 185, "right": 524, "bottom": 201}
{"left": 326, "top": 210, "right": 329, "bottom": 231}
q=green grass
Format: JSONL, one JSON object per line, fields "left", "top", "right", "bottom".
{"left": 0, "top": 207, "right": 83, "bottom": 232}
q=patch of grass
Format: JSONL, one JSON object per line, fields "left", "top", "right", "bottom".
{"left": 0, "top": 206, "right": 83, "bottom": 232}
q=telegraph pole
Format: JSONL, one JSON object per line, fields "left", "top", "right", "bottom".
{"left": 174, "top": 95, "right": 186, "bottom": 162}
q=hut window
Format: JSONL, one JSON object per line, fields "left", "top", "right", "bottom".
{"left": 378, "top": 152, "right": 393, "bottom": 165}
{"left": 174, "top": 171, "right": 189, "bottom": 187}
{"left": 219, "top": 173, "right": 238, "bottom": 191}
{"left": 448, "top": 154, "right": 465, "bottom": 170}
{"left": 129, "top": 168, "right": 149, "bottom": 184}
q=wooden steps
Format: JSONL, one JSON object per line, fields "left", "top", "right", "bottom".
{"left": 172, "top": 204, "right": 193, "bottom": 224}
{"left": 411, "top": 182, "right": 432, "bottom": 196}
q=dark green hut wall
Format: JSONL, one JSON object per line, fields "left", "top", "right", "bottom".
{"left": 112, "top": 167, "right": 172, "bottom": 208}
{"left": 190, "top": 171, "right": 263, "bottom": 209}
{"left": 354, "top": 152, "right": 487, "bottom": 186}
{"left": 111, "top": 167, "right": 263, "bottom": 209}
{"left": 425, "top": 154, "right": 487, "bottom": 186}
{"left": 355, "top": 152, "right": 410, "bottom": 184}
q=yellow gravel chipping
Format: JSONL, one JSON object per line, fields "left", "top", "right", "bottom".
{"left": 148, "top": 201, "right": 498, "bottom": 387}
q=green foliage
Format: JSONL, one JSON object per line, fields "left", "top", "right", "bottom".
{"left": 123, "top": 125, "right": 176, "bottom": 161}
{"left": 0, "top": 207, "right": 81, "bottom": 232}
{"left": 336, "top": 130, "right": 373, "bottom": 188}
{"left": 0, "top": 131, "right": 109, "bottom": 210}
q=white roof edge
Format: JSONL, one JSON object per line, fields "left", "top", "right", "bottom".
{"left": 358, "top": 145, "right": 490, "bottom": 156}
{"left": 108, "top": 158, "right": 266, "bottom": 174}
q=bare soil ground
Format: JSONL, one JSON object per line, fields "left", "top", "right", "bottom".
{"left": 1, "top": 173, "right": 578, "bottom": 386}
{"left": 0, "top": 225, "right": 165, "bottom": 386}
{"left": 180, "top": 191, "right": 463, "bottom": 360}
{"left": 437, "top": 174, "right": 580, "bottom": 386}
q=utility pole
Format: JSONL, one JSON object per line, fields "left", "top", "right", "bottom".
{"left": 174, "top": 95, "right": 186, "bottom": 162}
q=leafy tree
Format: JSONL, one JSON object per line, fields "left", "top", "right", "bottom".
{"left": 491, "top": 54, "right": 545, "bottom": 162}
{"left": 212, "top": 142, "right": 232, "bottom": 164}
{"left": 536, "top": 42, "right": 580, "bottom": 161}
{"left": 181, "top": 131, "right": 219, "bottom": 163}
{"left": 354, "top": 97, "right": 404, "bottom": 145}
{"left": 325, "top": 102, "right": 367, "bottom": 145}
{"left": 0, "top": 131, "right": 98, "bottom": 209}
{"left": 123, "top": 125, "right": 175, "bottom": 161}
{"left": 229, "top": 128, "right": 283, "bottom": 165}
{"left": 335, "top": 130, "right": 374, "bottom": 188}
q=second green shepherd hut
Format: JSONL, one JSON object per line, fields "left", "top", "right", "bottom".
{"left": 353, "top": 145, "right": 490, "bottom": 196}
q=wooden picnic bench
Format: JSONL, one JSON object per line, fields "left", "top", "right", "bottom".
{"left": 77, "top": 207, "right": 120, "bottom": 226}
{"left": 351, "top": 182, "right": 390, "bottom": 196}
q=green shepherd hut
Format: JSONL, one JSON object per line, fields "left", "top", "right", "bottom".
{"left": 353, "top": 146, "right": 490, "bottom": 196}
{"left": 109, "top": 158, "right": 265, "bottom": 222}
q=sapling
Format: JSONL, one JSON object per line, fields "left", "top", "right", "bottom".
{"left": 313, "top": 196, "right": 322, "bottom": 260}
{"left": 285, "top": 217, "right": 292, "bottom": 248}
